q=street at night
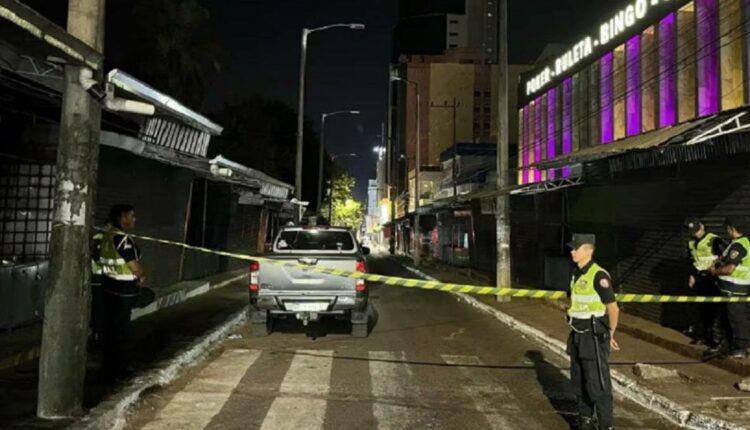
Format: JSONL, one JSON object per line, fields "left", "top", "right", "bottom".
{"left": 123, "top": 256, "right": 679, "bottom": 430}
{"left": 4, "top": 0, "right": 750, "bottom": 428}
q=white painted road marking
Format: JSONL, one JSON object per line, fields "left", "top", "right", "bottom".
{"left": 260, "top": 350, "right": 334, "bottom": 430}
{"left": 141, "top": 348, "right": 260, "bottom": 430}
{"left": 369, "top": 351, "right": 432, "bottom": 429}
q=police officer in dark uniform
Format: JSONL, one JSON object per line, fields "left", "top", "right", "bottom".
{"left": 567, "top": 234, "right": 620, "bottom": 430}
{"left": 708, "top": 217, "right": 750, "bottom": 359}
{"left": 99, "top": 205, "right": 145, "bottom": 380}
{"left": 684, "top": 217, "right": 724, "bottom": 347}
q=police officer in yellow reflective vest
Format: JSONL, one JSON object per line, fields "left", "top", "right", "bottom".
{"left": 567, "top": 234, "right": 620, "bottom": 430}
{"left": 684, "top": 217, "right": 724, "bottom": 347}
{"left": 708, "top": 217, "right": 749, "bottom": 359}
{"left": 99, "top": 205, "right": 145, "bottom": 380}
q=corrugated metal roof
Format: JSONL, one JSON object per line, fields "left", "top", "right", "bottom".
{"left": 531, "top": 117, "right": 713, "bottom": 170}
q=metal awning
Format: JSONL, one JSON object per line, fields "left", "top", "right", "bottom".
{"left": 0, "top": 0, "right": 102, "bottom": 70}
{"left": 531, "top": 117, "right": 714, "bottom": 170}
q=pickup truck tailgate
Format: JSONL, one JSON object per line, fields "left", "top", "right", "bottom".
{"left": 258, "top": 255, "right": 358, "bottom": 292}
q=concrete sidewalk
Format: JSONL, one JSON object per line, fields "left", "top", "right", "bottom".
{"left": 397, "top": 257, "right": 750, "bottom": 429}
{"left": 0, "top": 269, "right": 248, "bottom": 429}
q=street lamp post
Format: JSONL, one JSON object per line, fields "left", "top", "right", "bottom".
{"left": 391, "top": 75, "right": 421, "bottom": 266}
{"left": 328, "top": 152, "right": 358, "bottom": 224}
{"left": 318, "top": 110, "right": 360, "bottom": 213}
{"left": 295, "top": 23, "right": 365, "bottom": 221}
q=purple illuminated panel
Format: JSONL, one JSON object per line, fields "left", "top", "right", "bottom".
{"left": 522, "top": 106, "right": 529, "bottom": 184}
{"left": 658, "top": 13, "right": 677, "bottom": 127}
{"left": 547, "top": 88, "right": 556, "bottom": 180}
{"left": 697, "top": 0, "right": 719, "bottom": 116}
{"left": 600, "top": 52, "right": 614, "bottom": 143}
{"left": 562, "top": 79, "right": 573, "bottom": 178}
{"left": 534, "top": 97, "right": 543, "bottom": 182}
{"left": 626, "top": 35, "right": 641, "bottom": 136}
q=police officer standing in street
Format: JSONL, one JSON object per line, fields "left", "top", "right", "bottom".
{"left": 99, "top": 204, "right": 145, "bottom": 380}
{"left": 567, "top": 234, "right": 620, "bottom": 430}
{"left": 684, "top": 217, "right": 724, "bottom": 347}
{"left": 708, "top": 217, "right": 749, "bottom": 359}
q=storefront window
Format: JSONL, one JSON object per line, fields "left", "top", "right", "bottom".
{"left": 534, "top": 96, "right": 543, "bottom": 182}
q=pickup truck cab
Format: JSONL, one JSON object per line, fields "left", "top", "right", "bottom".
{"left": 248, "top": 225, "right": 371, "bottom": 337}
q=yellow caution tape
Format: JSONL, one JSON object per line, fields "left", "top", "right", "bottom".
{"left": 103, "top": 228, "right": 750, "bottom": 303}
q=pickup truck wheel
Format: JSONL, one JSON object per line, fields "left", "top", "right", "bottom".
{"left": 351, "top": 323, "right": 368, "bottom": 338}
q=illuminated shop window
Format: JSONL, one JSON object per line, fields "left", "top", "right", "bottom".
{"left": 534, "top": 97, "right": 543, "bottom": 183}
{"left": 613, "top": 45, "right": 626, "bottom": 140}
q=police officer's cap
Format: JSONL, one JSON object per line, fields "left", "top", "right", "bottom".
{"left": 567, "top": 234, "right": 595, "bottom": 249}
{"left": 684, "top": 217, "right": 702, "bottom": 234}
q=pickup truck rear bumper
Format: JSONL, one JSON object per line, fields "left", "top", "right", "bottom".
{"left": 249, "top": 291, "right": 368, "bottom": 323}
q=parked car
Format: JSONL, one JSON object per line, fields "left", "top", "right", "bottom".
{"left": 248, "top": 225, "right": 371, "bottom": 337}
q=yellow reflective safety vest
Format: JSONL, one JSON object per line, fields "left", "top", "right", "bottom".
{"left": 688, "top": 232, "right": 718, "bottom": 271}
{"left": 99, "top": 226, "right": 138, "bottom": 282}
{"left": 719, "top": 236, "right": 750, "bottom": 286}
{"left": 568, "top": 262, "right": 608, "bottom": 320}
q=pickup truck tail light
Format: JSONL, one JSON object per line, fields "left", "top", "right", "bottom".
{"left": 355, "top": 259, "right": 366, "bottom": 293}
{"left": 249, "top": 261, "right": 260, "bottom": 292}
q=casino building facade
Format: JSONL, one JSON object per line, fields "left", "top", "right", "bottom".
{"left": 512, "top": 0, "right": 750, "bottom": 326}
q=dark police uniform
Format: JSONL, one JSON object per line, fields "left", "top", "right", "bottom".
{"left": 686, "top": 227, "right": 724, "bottom": 345}
{"left": 99, "top": 226, "right": 142, "bottom": 379}
{"left": 567, "top": 249, "right": 616, "bottom": 429}
{"left": 716, "top": 236, "right": 750, "bottom": 356}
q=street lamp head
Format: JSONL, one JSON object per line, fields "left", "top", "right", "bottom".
{"left": 348, "top": 23, "right": 366, "bottom": 30}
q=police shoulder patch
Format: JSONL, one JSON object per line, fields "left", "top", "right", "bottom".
{"left": 730, "top": 250, "right": 740, "bottom": 259}
{"left": 599, "top": 277, "right": 610, "bottom": 288}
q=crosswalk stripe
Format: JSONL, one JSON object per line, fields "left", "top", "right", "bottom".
{"left": 260, "top": 350, "right": 334, "bottom": 430}
{"left": 441, "top": 354, "right": 544, "bottom": 430}
{"left": 369, "top": 351, "right": 432, "bottom": 429}
{"left": 141, "top": 349, "right": 260, "bottom": 430}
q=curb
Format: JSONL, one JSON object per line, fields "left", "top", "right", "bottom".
{"left": 68, "top": 308, "right": 247, "bottom": 430}
{"left": 399, "top": 263, "right": 745, "bottom": 430}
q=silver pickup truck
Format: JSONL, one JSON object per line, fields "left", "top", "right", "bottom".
{"left": 248, "top": 225, "right": 371, "bottom": 337}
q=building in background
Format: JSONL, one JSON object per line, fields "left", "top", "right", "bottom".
{"left": 512, "top": 0, "right": 750, "bottom": 330}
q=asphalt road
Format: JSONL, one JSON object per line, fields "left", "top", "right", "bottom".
{"left": 125, "top": 256, "right": 680, "bottom": 430}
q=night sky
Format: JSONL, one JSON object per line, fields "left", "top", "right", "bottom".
{"left": 181, "top": 0, "right": 633, "bottom": 200}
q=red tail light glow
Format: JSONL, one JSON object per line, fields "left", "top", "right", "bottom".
{"left": 356, "top": 259, "right": 366, "bottom": 292}
{"left": 249, "top": 260, "right": 260, "bottom": 292}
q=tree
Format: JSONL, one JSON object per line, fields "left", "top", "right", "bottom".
{"left": 208, "top": 96, "right": 324, "bottom": 204}
{"left": 320, "top": 170, "right": 363, "bottom": 230}
{"left": 109, "top": 0, "right": 220, "bottom": 108}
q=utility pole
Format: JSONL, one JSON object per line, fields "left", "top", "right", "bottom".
{"left": 37, "top": 0, "right": 105, "bottom": 418}
{"left": 430, "top": 98, "right": 461, "bottom": 198}
{"left": 387, "top": 67, "right": 396, "bottom": 255}
{"left": 496, "top": 0, "right": 512, "bottom": 297}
